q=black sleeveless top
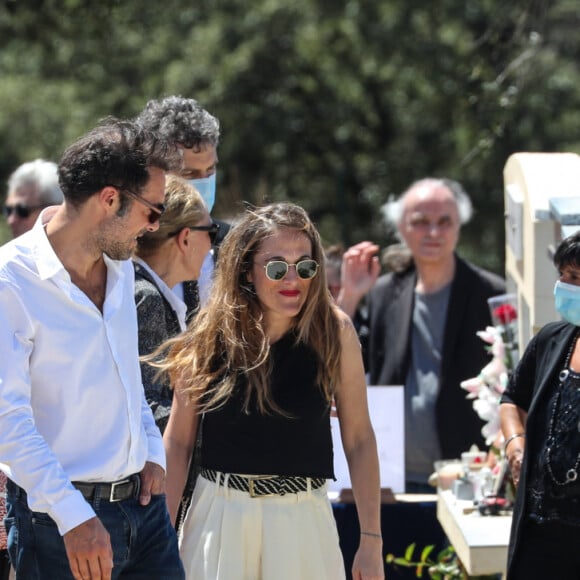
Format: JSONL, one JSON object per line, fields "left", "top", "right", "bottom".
{"left": 200, "top": 332, "right": 335, "bottom": 479}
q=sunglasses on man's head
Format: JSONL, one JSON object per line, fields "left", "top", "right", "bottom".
{"left": 263, "top": 259, "right": 319, "bottom": 281}
{"left": 3, "top": 203, "right": 45, "bottom": 219}
{"left": 123, "top": 189, "right": 165, "bottom": 224}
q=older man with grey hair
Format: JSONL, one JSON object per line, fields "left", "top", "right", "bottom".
{"left": 3, "top": 159, "right": 63, "bottom": 239}
{"left": 339, "top": 177, "right": 506, "bottom": 492}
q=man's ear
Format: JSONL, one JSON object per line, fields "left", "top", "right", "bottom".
{"left": 99, "top": 186, "right": 120, "bottom": 212}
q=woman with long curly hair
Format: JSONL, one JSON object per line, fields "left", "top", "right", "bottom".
{"left": 157, "top": 202, "right": 383, "bottom": 579}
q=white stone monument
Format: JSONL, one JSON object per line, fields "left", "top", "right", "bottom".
{"left": 503, "top": 152, "right": 580, "bottom": 348}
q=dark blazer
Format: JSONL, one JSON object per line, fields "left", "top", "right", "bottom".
{"left": 501, "top": 320, "right": 575, "bottom": 577}
{"left": 134, "top": 262, "right": 182, "bottom": 434}
{"left": 366, "top": 254, "right": 506, "bottom": 459}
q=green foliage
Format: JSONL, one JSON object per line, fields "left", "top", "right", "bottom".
{"left": 0, "top": 221, "right": 9, "bottom": 246}
{"left": 1, "top": 1, "right": 580, "bottom": 271}
{"left": 386, "top": 542, "right": 498, "bottom": 580}
{"left": 386, "top": 543, "right": 464, "bottom": 579}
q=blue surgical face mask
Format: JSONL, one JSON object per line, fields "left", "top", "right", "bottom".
{"left": 554, "top": 280, "right": 580, "bottom": 326}
{"left": 188, "top": 173, "right": 216, "bottom": 213}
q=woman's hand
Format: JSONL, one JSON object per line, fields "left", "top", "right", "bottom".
{"left": 508, "top": 448, "right": 524, "bottom": 487}
{"left": 500, "top": 403, "right": 527, "bottom": 488}
{"left": 352, "top": 536, "right": 385, "bottom": 579}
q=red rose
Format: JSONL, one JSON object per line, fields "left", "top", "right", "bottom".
{"left": 494, "top": 304, "right": 517, "bottom": 324}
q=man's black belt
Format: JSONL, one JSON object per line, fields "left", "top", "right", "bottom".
{"left": 73, "top": 474, "right": 141, "bottom": 503}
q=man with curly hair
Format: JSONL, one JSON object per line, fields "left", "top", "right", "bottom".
{"left": 136, "top": 96, "right": 228, "bottom": 313}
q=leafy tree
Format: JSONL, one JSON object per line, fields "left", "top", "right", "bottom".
{"left": 162, "top": 0, "right": 580, "bottom": 271}
{"left": 1, "top": 0, "right": 580, "bottom": 273}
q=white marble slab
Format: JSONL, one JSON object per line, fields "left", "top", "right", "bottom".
{"left": 437, "top": 489, "right": 511, "bottom": 576}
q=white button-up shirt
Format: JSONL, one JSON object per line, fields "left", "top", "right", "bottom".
{"left": 0, "top": 211, "right": 165, "bottom": 535}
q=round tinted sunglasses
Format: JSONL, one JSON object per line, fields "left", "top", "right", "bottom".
{"left": 263, "top": 259, "right": 319, "bottom": 281}
{"left": 3, "top": 203, "right": 46, "bottom": 219}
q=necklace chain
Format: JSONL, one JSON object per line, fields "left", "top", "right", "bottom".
{"left": 546, "top": 328, "right": 580, "bottom": 486}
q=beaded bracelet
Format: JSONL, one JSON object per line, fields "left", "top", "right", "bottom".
{"left": 504, "top": 432, "right": 525, "bottom": 454}
{"left": 361, "top": 531, "right": 382, "bottom": 539}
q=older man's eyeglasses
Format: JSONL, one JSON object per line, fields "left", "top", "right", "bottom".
{"left": 3, "top": 203, "right": 46, "bottom": 219}
{"left": 123, "top": 189, "right": 165, "bottom": 224}
{"left": 263, "top": 259, "right": 319, "bottom": 281}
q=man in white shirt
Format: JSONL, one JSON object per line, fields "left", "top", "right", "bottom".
{"left": 0, "top": 119, "right": 185, "bottom": 579}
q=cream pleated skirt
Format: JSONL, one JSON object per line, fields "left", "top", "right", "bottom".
{"left": 178, "top": 473, "right": 346, "bottom": 580}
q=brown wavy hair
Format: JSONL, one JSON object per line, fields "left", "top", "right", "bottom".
{"left": 155, "top": 202, "right": 342, "bottom": 414}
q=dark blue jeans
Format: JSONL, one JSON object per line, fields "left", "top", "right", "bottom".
{"left": 5, "top": 481, "right": 184, "bottom": 579}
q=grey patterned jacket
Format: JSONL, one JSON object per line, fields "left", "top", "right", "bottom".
{"left": 134, "top": 262, "right": 182, "bottom": 434}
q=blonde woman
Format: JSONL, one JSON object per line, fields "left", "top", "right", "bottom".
{"left": 134, "top": 174, "right": 216, "bottom": 432}
{"left": 159, "top": 202, "right": 384, "bottom": 580}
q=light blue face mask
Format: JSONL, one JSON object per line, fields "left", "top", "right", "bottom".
{"left": 554, "top": 280, "right": 580, "bottom": 326}
{"left": 188, "top": 173, "right": 216, "bottom": 213}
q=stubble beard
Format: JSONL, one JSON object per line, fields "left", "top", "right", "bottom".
{"left": 95, "top": 216, "right": 137, "bottom": 261}
{"left": 103, "top": 240, "right": 134, "bottom": 261}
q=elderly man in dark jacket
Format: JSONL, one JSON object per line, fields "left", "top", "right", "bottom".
{"left": 339, "top": 178, "right": 505, "bottom": 491}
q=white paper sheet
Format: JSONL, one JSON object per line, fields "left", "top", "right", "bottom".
{"left": 329, "top": 385, "right": 405, "bottom": 494}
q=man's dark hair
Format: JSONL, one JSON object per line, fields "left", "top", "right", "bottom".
{"left": 58, "top": 117, "right": 181, "bottom": 208}
{"left": 135, "top": 96, "right": 220, "bottom": 151}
